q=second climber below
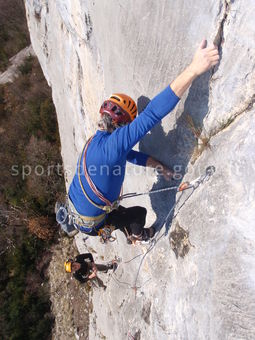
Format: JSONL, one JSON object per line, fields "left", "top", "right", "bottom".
{"left": 68, "top": 39, "right": 219, "bottom": 243}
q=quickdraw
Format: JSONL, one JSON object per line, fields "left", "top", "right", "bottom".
{"left": 98, "top": 226, "right": 116, "bottom": 244}
{"left": 120, "top": 166, "right": 216, "bottom": 200}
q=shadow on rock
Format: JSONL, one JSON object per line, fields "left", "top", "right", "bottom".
{"left": 137, "top": 71, "right": 211, "bottom": 234}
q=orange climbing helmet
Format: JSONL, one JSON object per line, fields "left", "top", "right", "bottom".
{"left": 100, "top": 93, "right": 137, "bottom": 125}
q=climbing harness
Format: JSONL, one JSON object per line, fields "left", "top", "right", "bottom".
{"left": 56, "top": 197, "right": 116, "bottom": 243}
{"left": 68, "top": 199, "right": 117, "bottom": 243}
{"left": 68, "top": 198, "right": 105, "bottom": 228}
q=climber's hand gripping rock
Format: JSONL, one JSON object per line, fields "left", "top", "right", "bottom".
{"left": 171, "top": 39, "right": 220, "bottom": 97}
{"left": 188, "top": 39, "right": 220, "bottom": 76}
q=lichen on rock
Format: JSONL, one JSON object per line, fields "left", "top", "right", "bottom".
{"left": 169, "top": 222, "right": 193, "bottom": 259}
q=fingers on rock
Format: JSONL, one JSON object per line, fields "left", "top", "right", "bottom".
{"left": 199, "top": 39, "right": 207, "bottom": 49}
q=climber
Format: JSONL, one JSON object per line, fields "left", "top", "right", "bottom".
{"left": 67, "top": 39, "right": 219, "bottom": 242}
{"left": 64, "top": 253, "right": 118, "bottom": 284}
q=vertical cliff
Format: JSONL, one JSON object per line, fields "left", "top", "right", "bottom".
{"left": 25, "top": 1, "right": 255, "bottom": 339}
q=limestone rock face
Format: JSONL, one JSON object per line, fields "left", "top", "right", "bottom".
{"left": 24, "top": 0, "right": 255, "bottom": 339}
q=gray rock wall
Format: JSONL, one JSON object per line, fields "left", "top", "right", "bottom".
{"left": 24, "top": 0, "right": 255, "bottom": 339}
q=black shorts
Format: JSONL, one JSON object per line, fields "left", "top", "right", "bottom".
{"left": 106, "top": 205, "right": 147, "bottom": 237}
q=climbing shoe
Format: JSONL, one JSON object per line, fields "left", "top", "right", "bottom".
{"left": 108, "top": 259, "right": 118, "bottom": 272}
{"left": 142, "top": 226, "right": 156, "bottom": 241}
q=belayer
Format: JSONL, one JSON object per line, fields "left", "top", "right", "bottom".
{"left": 64, "top": 253, "right": 118, "bottom": 286}
{"left": 63, "top": 40, "right": 219, "bottom": 242}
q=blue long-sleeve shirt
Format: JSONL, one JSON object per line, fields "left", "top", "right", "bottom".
{"left": 69, "top": 85, "right": 180, "bottom": 220}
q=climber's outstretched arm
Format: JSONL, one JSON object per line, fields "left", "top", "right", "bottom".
{"left": 170, "top": 39, "right": 219, "bottom": 97}
{"left": 104, "top": 39, "right": 219, "bottom": 162}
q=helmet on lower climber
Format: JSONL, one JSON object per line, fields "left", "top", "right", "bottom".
{"left": 99, "top": 94, "right": 137, "bottom": 125}
{"left": 64, "top": 259, "right": 73, "bottom": 273}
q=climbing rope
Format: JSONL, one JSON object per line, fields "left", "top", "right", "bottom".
{"left": 120, "top": 165, "right": 215, "bottom": 200}
{"left": 111, "top": 166, "right": 216, "bottom": 293}
{"left": 120, "top": 185, "right": 179, "bottom": 199}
